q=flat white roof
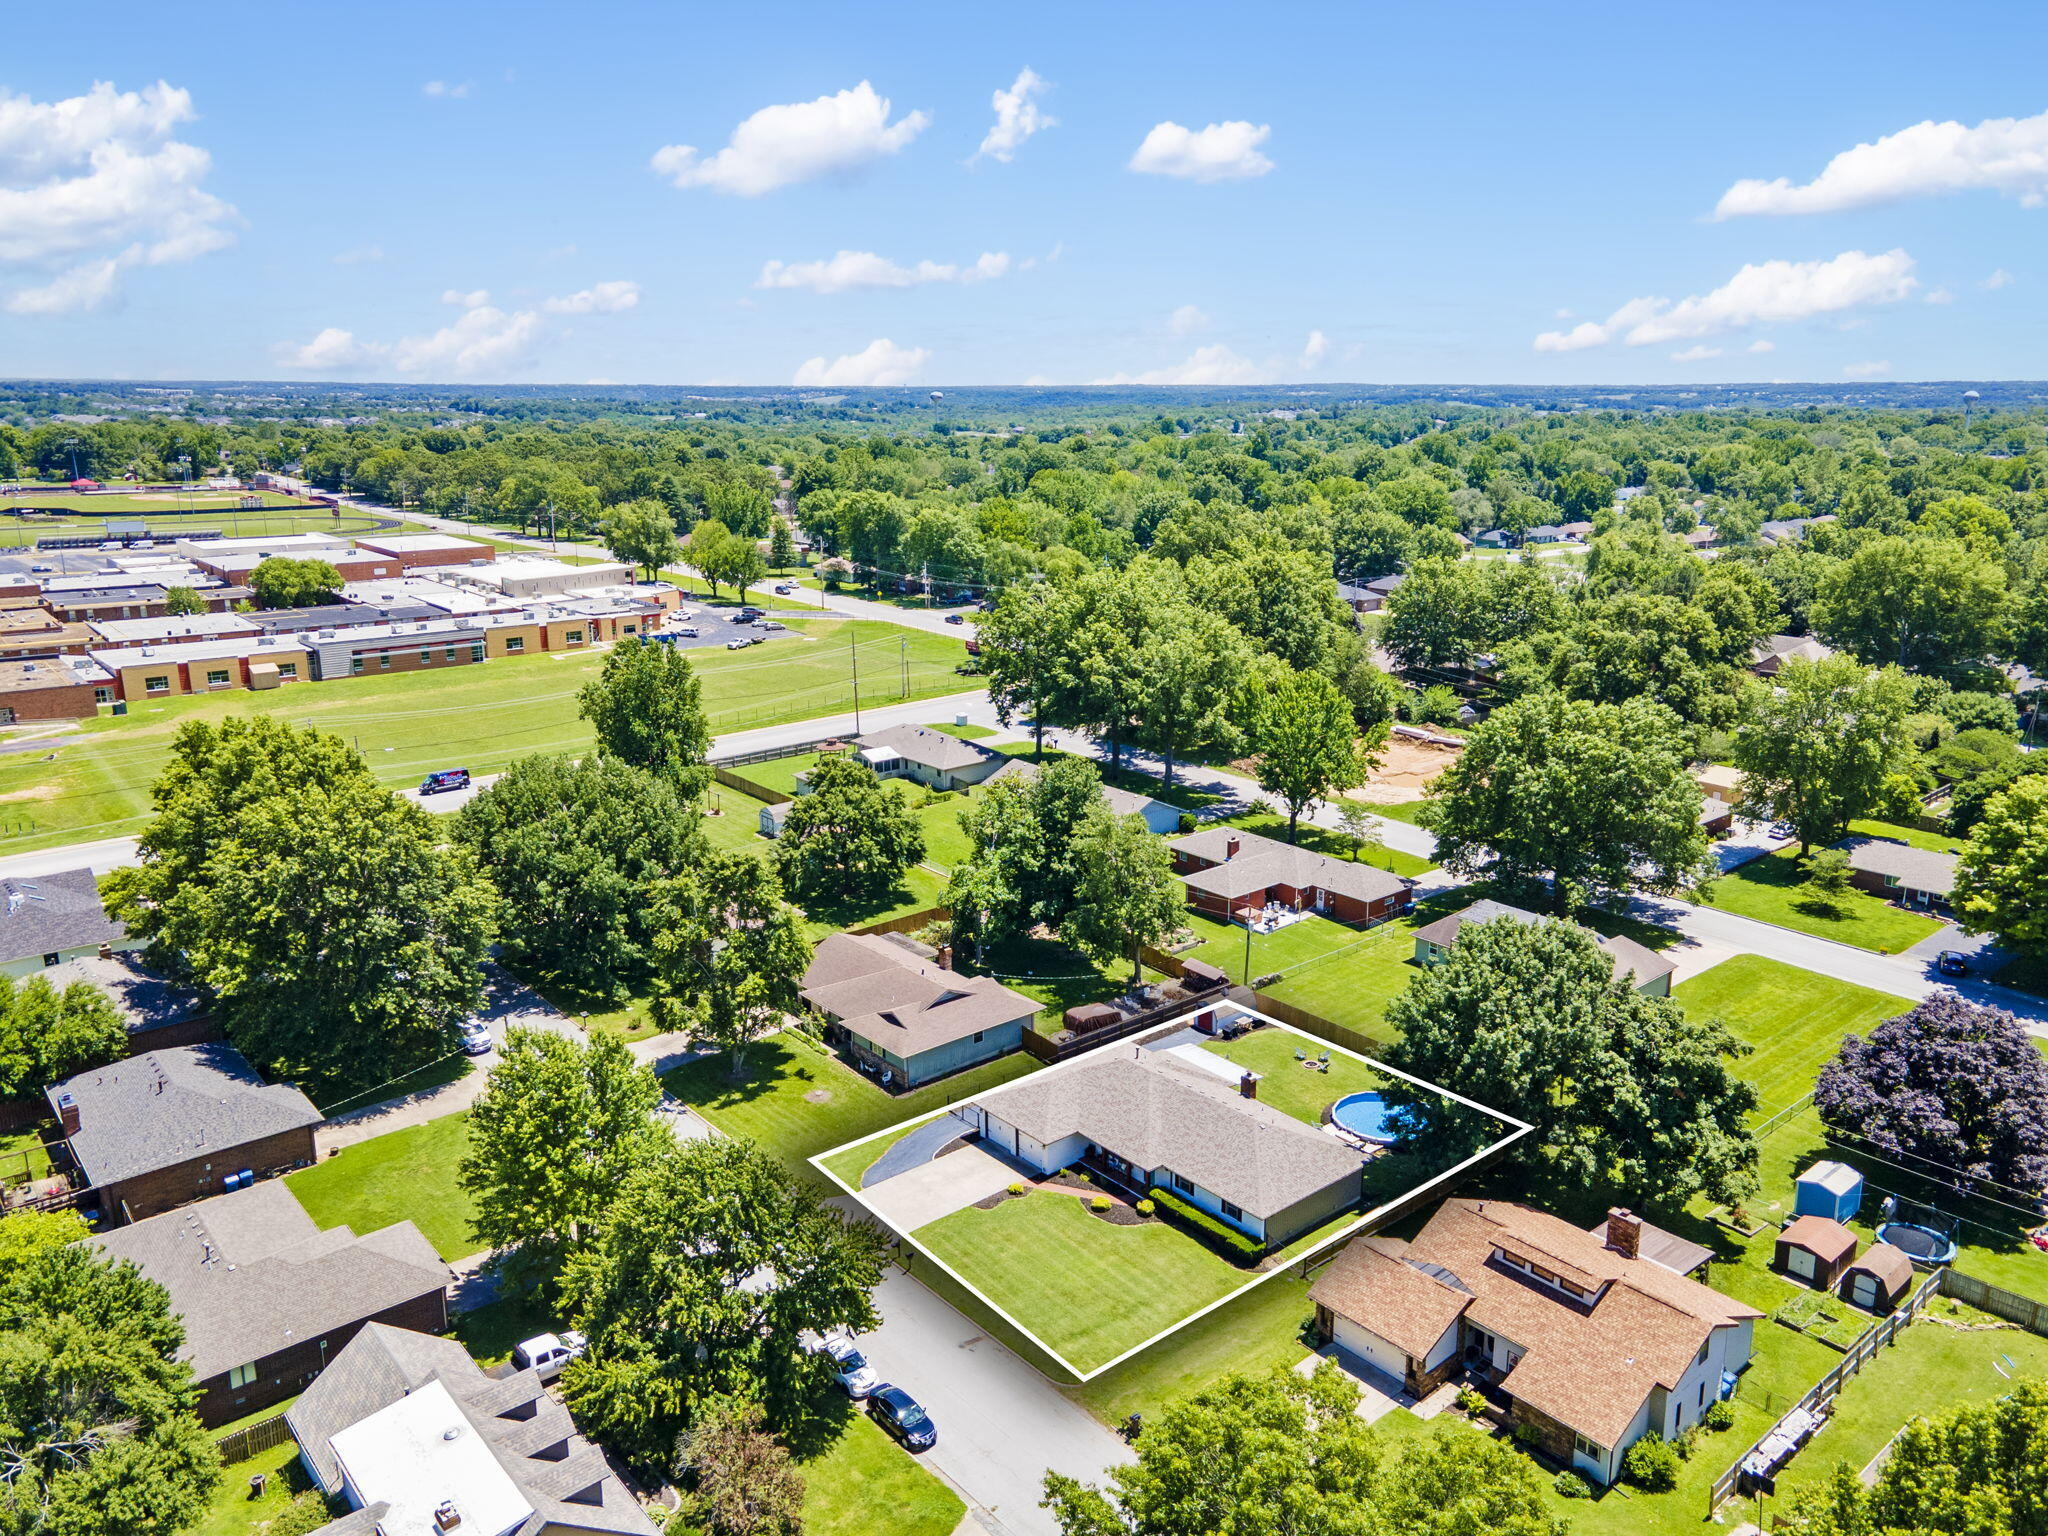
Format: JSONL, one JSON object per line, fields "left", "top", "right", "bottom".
{"left": 179, "top": 533, "right": 350, "bottom": 557}
{"left": 90, "top": 613, "right": 258, "bottom": 644}
{"left": 356, "top": 534, "right": 492, "bottom": 554}
{"left": 89, "top": 634, "right": 308, "bottom": 667}
{"left": 328, "top": 1379, "right": 532, "bottom": 1536}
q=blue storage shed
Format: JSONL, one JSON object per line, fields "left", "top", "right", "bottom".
{"left": 1794, "top": 1160, "right": 1864, "bottom": 1224}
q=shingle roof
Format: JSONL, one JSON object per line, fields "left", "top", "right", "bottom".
{"left": 973, "top": 1044, "right": 1365, "bottom": 1220}
{"left": 1778, "top": 1214, "right": 1858, "bottom": 1266}
{"left": 0, "top": 865, "right": 124, "bottom": 967}
{"left": 41, "top": 952, "right": 205, "bottom": 1037}
{"left": 1169, "top": 826, "right": 1411, "bottom": 907}
{"left": 47, "top": 1042, "right": 321, "bottom": 1188}
{"left": 1314, "top": 1199, "right": 1760, "bottom": 1448}
{"left": 1409, "top": 900, "right": 1675, "bottom": 988}
{"left": 856, "top": 723, "right": 997, "bottom": 774}
{"left": 984, "top": 758, "right": 1167, "bottom": 822}
{"left": 1838, "top": 836, "right": 1959, "bottom": 897}
{"left": 92, "top": 1180, "right": 445, "bottom": 1381}
{"left": 291, "top": 1324, "right": 658, "bottom": 1535}
{"left": 1310, "top": 1235, "right": 1472, "bottom": 1357}
{"left": 801, "top": 933, "right": 1038, "bottom": 1057}
{"left": 1842, "top": 1242, "right": 1915, "bottom": 1297}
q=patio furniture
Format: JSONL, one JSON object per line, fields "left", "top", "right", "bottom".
{"left": 1295, "top": 1047, "right": 1307, "bottom": 1062}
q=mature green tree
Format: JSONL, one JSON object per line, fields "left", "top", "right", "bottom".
{"left": 458, "top": 1030, "right": 664, "bottom": 1277}
{"left": 682, "top": 1397, "right": 805, "bottom": 1536}
{"left": 1956, "top": 776, "right": 2048, "bottom": 958}
{"left": 1381, "top": 559, "right": 1565, "bottom": 673}
{"left": 599, "top": 497, "right": 683, "bottom": 579}
{"left": 1063, "top": 808, "right": 1186, "bottom": 988}
{"left": 945, "top": 755, "right": 1106, "bottom": 957}
{"left": 577, "top": 636, "right": 712, "bottom": 795}
{"left": 687, "top": 519, "right": 741, "bottom": 597}
{"left": 1252, "top": 668, "right": 1367, "bottom": 842}
{"left": 1132, "top": 600, "right": 1249, "bottom": 786}
{"left": 768, "top": 517, "right": 797, "bottom": 572}
{"left": 1422, "top": 693, "right": 1713, "bottom": 913}
{"left": 101, "top": 718, "right": 497, "bottom": 1090}
{"left": 1189, "top": 543, "right": 1355, "bottom": 674}
{"left": 561, "top": 1138, "right": 886, "bottom": 1469}
{"left": 1812, "top": 535, "right": 2010, "bottom": 678}
{"left": 1386, "top": 917, "right": 1759, "bottom": 1206}
{"left": 0, "top": 975, "right": 126, "bottom": 1100}
{"left": 977, "top": 583, "right": 1075, "bottom": 754}
{"left": 0, "top": 1211, "right": 222, "bottom": 1536}
{"left": 1732, "top": 654, "right": 1916, "bottom": 854}
{"left": 651, "top": 850, "right": 812, "bottom": 1081}
{"left": 1374, "top": 1420, "right": 1573, "bottom": 1536}
{"left": 161, "top": 585, "right": 206, "bottom": 617}
{"left": 772, "top": 755, "right": 925, "bottom": 906}
{"left": 454, "top": 754, "right": 699, "bottom": 1001}
{"left": 247, "top": 555, "right": 343, "bottom": 609}
{"left": 1504, "top": 592, "right": 1739, "bottom": 732}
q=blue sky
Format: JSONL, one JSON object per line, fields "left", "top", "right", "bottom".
{"left": 4, "top": 0, "right": 2046, "bottom": 386}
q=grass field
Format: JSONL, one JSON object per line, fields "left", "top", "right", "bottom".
{"left": 1070, "top": 1269, "right": 1316, "bottom": 1423}
{"left": 797, "top": 1408, "right": 964, "bottom": 1536}
{"left": 1197, "top": 1026, "right": 1385, "bottom": 1124}
{"left": 1705, "top": 847, "right": 1945, "bottom": 953}
{"left": 1, "top": 491, "right": 310, "bottom": 515}
{"left": 0, "top": 617, "right": 968, "bottom": 852}
{"left": 284, "top": 1111, "right": 480, "bottom": 1260}
{"left": 195, "top": 1437, "right": 330, "bottom": 1536}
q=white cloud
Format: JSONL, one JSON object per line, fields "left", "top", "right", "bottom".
{"left": 332, "top": 243, "right": 383, "bottom": 265}
{"left": 976, "top": 68, "right": 1054, "bottom": 163}
{"left": 652, "top": 81, "right": 928, "bottom": 197}
{"left": 276, "top": 327, "right": 386, "bottom": 372}
{"left": 1924, "top": 286, "right": 1956, "bottom": 305}
{"left": 1844, "top": 360, "right": 1892, "bottom": 378}
{"left": 792, "top": 338, "right": 930, "bottom": 386}
{"left": 1715, "top": 108, "right": 2048, "bottom": 218}
{"left": 755, "top": 250, "right": 1010, "bottom": 295}
{"left": 1532, "top": 249, "right": 1917, "bottom": 351}
{"left": 390, "top": 305, "right": 546, "bottom": 377}
{"left": 1167, "top": 304, "right": 1209, "bottom": 336}
{"left": 1129, "top": 120, "right": 1273, "bottom": 182}
{"left": 441, "top": 287, "right": 490, "bottom": 309}
{"left": 0, "top": 79, "right": 235, "bottom": 314}
{"left": 1301, "top": 328, "right": 1331, "bottom": 366}
{"left": 1670, "top": 344, "right": 1723, "bottom": 361}
{"left": 1748, "top": 339, "right": 1776, "bottom": 353}
{"left": 543, "top": 279, "right": 641, "bottom": 314}
{"left": 1983, "top": 267, "right": 2015, "bottom": 290}
{"left": 422, "top": 80, "right": 473, "bottom": 99}
{"left": 1095, "top": 344, "right": 1269, "bottom": 386}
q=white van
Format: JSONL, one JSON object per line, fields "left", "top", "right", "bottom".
{"left": 512, "top": 1330, "right": 587, "bottom": 1381}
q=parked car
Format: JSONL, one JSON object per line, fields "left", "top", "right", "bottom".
{"left": 459, "top": 1020, "right": 493, "bottom": 1056}
{"left": 944, "top": 613, "right": 966, "bottom": 625}
{"left": 773, "top": 583, "right": 795, "bottom": 595}
{"left": 759, "top": 621, "right": 786, "bottom": 632}
{"left": 866, "top": 1384, "right": 936, "bottom": 1450}
{"left": 675, "top": 625, "right": 699, "bottom": 637}
{"left": 807, "top": 1332, "right": 879, "bottom": 1398}
{"left": 735, "top": 606, "right": 765, "bottom": 620}
{"left": 512, "top": 1331, "right": 587, "bottom": 1381}
{"left": 1935, "top": 950, "right": 1970, "bottom": 977}
{"left": 419, "top": 768, "right": 471, "bottom": 795}
{"left": 29, "top": 563, "right": 53, "bottom": 573}
{"left": 1768, "top": 821, "right": 1797, "bottom": 840}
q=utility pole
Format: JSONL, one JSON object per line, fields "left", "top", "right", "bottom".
{"left": 851, "top": 631, "right": 863, "bottom": 733}
{"left": 900, "top": 636, "right": 908, "bottom": 698}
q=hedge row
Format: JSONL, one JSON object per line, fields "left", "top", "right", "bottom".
{"left": 1148, "top": 1184, "right": 1265, "bottom": 1264}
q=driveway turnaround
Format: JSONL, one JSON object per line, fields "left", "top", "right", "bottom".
{"left": 860, "top": 1143, "right": 1024, "bottom": 1233}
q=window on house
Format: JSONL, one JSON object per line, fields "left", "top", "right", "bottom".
{"left": 972, "top": 1031, "right": 985, "bottom": 1043}
{"left": 206, "top": 669, "right": 229, "bottom": 686}
{"left": 227, "top": 1362, "right": 258, "bottom": 1390}
{"left": 350, "top": 655, "right": 364, "bottom": 674}
{"left": 41, "top": 953, "right": 60, "bottom": 968}
{"left": 506, "top": 636, "right": 525, "bottom": 652}
{"left": 1532, "top": 1264, "right": 1558, "bottom": 1283}
{"left": 379, "top": 654, "right": 391, "bottom": 668}
{"left": 566, "top": 629, "right": 585, "bottom": 644}
{"left": 278, "top": 664, "right": 297, "bottom": 679}
{"left": 93, "top": 688, "right": 110, "bottom": 703}
{"left": 419, "top": 650, "right": 432, "bottom": 664}
{"left": 624, "top": 622, "right": 637, "bottom": 633}
{"left": 470, "top": 644, "right": 485, "bottom": 662}
{"left": 144, "top": 676, "right": 169, "bottom": 693}
{"left": 1220, "top": 1200, "right": 1243, "bottom": 1221}
{"left": 1170, "top": 1171, "right": 1193, "bottom": 1194}
{"left": 1560, "top": 1280, "right": 1588, "bottom": 1298}
{"left": 1573, "top": 1434, "right": 1603, "bottom": 1461}
{"left": 444, "top": 646, "right": 457, "bottom": 661}
{"left": 1884, "top": 874, "right": 1900, "bottom": 888}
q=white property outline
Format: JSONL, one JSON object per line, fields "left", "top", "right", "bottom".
{"left": 812, "top": 1005, "right": 1536, "bottom": 1382}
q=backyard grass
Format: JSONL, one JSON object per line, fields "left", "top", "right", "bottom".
{"left": 285, "top": 1112, "right": 480, "bottom": 1260}
{"left": 1844, "top": 817, "right": 1969, "bottom": 856}
{"left": 0, "top": 616, "right": 968, "bottom": 853}
{"left": 964, "top": 931, "right": 1157, "bottom": 1034}
{"left": 1704, "top": 848, "right": 1944, "bottom": 953}
{"left": 193, "top": 1439, "right": 331, "bottom": 1536}
{"left": 664, "top": 1031, "right": 1037, "bottom": 1180}
{"left": 0, "top": 1125, "right": 52, "bottom": 1185}
{"left": 1198, "top": 1027, "right": 1384, "bottom": 1125}
{"left": 914, "top": 1190, "right": 1254, "bottom": 1373}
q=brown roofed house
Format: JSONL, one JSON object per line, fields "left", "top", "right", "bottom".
{"left": 802, "top": 932, "right": 1039, "bottom": 1088}
{"left": 1410, "top": 900, "right": 1676, "bottom": 997}
{"left": 1310, "top": 1199, "right": 1760, "bottom": 1485}
{"left": 1169, "top": 826, "right": 1414, "bottom": 927}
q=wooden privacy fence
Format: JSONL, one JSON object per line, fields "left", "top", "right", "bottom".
{"left": 1708, "top": 1266, "right": 1944, "bottom": 1516}
{"left": 1141, "top": 945, "right": 1399, "bottom": 1061}
{"left": 711, "top": 765, "right": 790, "bottom": 804}
{"left": 215, "top": 1411, "right": 295, "bottom": 1465}
{"left": 1940, "top": 1268, "right": 2048, "bottom": 1336}
{"left": 850, "top": 907, "right": 949, "bottom": 939}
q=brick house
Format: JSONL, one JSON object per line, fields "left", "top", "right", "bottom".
{"left": 1168, "top": 826, "right": 1415, "bottom": 926}
{"left": 93, "top": 1180, "right": 448, "bottom": 1427}
{"left": 41, "top": 952, "right": 218, "bottom": 1054}
{"left": 1311, "top": 1201, "right": 1760, "bottom": 1485}
{"left": 351, "top": 534, "right": 497, "bottom": 569}
{"left": 1838, "top": 836, "right": 1959, "bottom": 911}
{"left": 46, "top": 1041, "right": 321, "bottom": 1225}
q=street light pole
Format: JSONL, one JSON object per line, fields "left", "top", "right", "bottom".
{"left": 851, "top": 631, "right": 862, "bottom": 733}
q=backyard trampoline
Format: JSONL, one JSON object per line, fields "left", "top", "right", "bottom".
{"left": 1329, "top": 1090, "right": 1415, "bottom": 1146}
{"left": 1876, "top": 1220, "right": 1959, "bottom": 1266}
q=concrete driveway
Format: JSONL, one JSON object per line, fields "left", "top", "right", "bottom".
{"left": 860, "top": 1144, "right": 1023, "bottom": 1234}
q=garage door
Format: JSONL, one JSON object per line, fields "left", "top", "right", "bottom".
{"left": 1849, "top": 1273, "right": 1878, "bottom": 1309}
{"left": 1333, "top": 1318, "right": 1410, "bottom": 1382}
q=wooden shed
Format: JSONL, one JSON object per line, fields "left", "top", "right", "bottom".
{"left": 1776, "top": 1214, "right": 1859, "bottom": 1290}
{"left": 1840, "top": 1243, "right": 1916, "bottom": 1313}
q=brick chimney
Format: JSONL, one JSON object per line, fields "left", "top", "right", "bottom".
{"left": 935, "top": 944, "right": 953, "bottom": 971}
{"left": 56, "top": 1092, "right": 78, "bottom": 1137}
{"left": 1605, "top": 1208, "right": 1641, "bottom": 1260}
{"left": 1225, "top": 835, "right": 1240, "bottom": 859}
{"left": 1239, "top": 1071, "right": 1258, "bottom": 1099}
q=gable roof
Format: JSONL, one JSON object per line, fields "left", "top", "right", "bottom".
{"left": 1169, "top": 826, "right": 1411, "bottom": 907}
{"left": 1310, "top": 1235, "right": 1472, "bottom": 1357}
{"left": 1409, "top": 900, "right": 1676, "bottom": 988}
{"left": 984, "top": 757, "right": 1168, "bottom": 822}
{"left": 801, "top": 933, "right": 1038, "bottom": 1058}
{"left": 92, "top": 1180, "right": 445, "bottom": 1382}
{"left": 1842, "top": 1242, "right": 1915, "bottom": 1295}
{"left": 41, "top": 952, "right": 206, "bottom": 1037}
{"left": 0, "top": 866, "right": 124, "bottom": 967}
{"left": 1778, "top": 1214, "right": 1858, "bottom": 1266}
{"left": 1838, "top": 835, "right": 1959, "bottom": 896}
{"left": 47, "top": 1042, "right": 321, "bottom": 1188}
{"left": 973, "top": 1043, "right": 1365, "bottom": 1219}
{"left": 856, "top": 723, "right": 997, "bottom": 774}
{"left": 1314, "top": 1199, "right": 1760, "bottom": 1448}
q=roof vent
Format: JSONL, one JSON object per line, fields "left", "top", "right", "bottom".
{"left": 433, "top": 1501, "right": 463, "bottom": 1531}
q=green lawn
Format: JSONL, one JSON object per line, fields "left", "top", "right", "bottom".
{"left": 964, "top": 931, "right": 1156, "bottom": 1034}
{"left": 797, "top": 1409, "right": 965, "bottom": 1536}
{"left": 1844, "top": 818, "right": 1968, "bottom": 856}
{"left": 194, "top": 1440, "right": 332, "bottom": 1536}
{"left": 1198, "top": 1027, "right": 1386, "bottom": 1123}
{"left": 0, "top": 1125, "right": 52, "bottom": 1185}
{"left": 1070, "top": 1271, "right": 1317, "bottom": 1424}
{"left": 285, "top": 1112, "right": 480, "bottom": 1260}
{"left": 913, "top": 1190, "right": 1254, "bottom": 1373}
{"left": 452, "top": 1293, "right": 562, "bottom": 1368}
{"left": 1705, "top": 848, "right": 1944, "bottom": 953}
{"left": 816, "top": 1110, "right": 952, "bottom": 1190}
{"left": 664, "top": 1031, "right": 1037, "bottom": 1181}
{"left": 0, "top": 616, "right": 967, "bottom": 853}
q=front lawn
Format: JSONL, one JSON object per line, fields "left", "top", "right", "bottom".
{"left": 1197, "top": 1026, "right": 1385, "bottom": 1124}
{"left": 1070, "top": 1271, "right": 1315, "bottom": 1425}
{"left": 797, "top": 1407, "right": 965, "bottom": 1536}
{"left": 913, "top": 1190, "right": 1254, "bottom": 1374}
{"left": 285, "top": 1112, "right": 481, "bottom": 1260}
{"left": 816, "top": 1110, "right": 949, "bottom": 1190}
{"left": 1705, "top": 847, "right": 1944, "bottom": 953}
{"left": 664, "top": 1031, "right": 1038, "bottom": 1180}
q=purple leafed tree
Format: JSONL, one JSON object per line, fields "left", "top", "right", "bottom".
{"left": 1814, "top": 994, "right": 2048, "bottom": 1196}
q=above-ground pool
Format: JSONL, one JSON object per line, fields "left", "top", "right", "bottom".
{"left": 1330, "top": 1091, "right": 1413, "bottom": 1145}
{"left": 1877, "top": 1221, "right": 1959, "bottom": 1266}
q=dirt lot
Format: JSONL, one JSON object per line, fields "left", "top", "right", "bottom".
{"left": 1345, "top": 733, "right": 1461, "bottom": 805}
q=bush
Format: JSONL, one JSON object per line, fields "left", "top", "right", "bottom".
{"left": 1135, "top": 1199, "right": 1155, "bottom": 1216}
{"left": 1512, "top": 1420, "right": 1543, "bottom": 1447}
{"left": 1553, "top": 1470, "right": 1594, "bottom": 1500}
{"left": 1090, "top": 1195, "right": 1111, "bottom": 1213}
{"left": 1703, "top": 1400, "right": 1736, "bottom": 1432}
{"left": 1177, "top": 812, "right": 1198, "bottom": 835}
{"left": 1006, "top": 1182, "right": 1024, "bottom": 1197}
{"left": 1455, "top": 1386, "right": 1488, "bottom": 1416}
{"left": 1674, "top": 1424, "right": 1702, "bottom": 1461}
{"left": 269, "top": 1499, "right": 344, "bottom": 1536}
{"left": 1623, "top": 1433, "right": 1680, "bottom": 1492}
{"left": 1146, "top": 1185, "right": 1264, "bottom": 1263}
